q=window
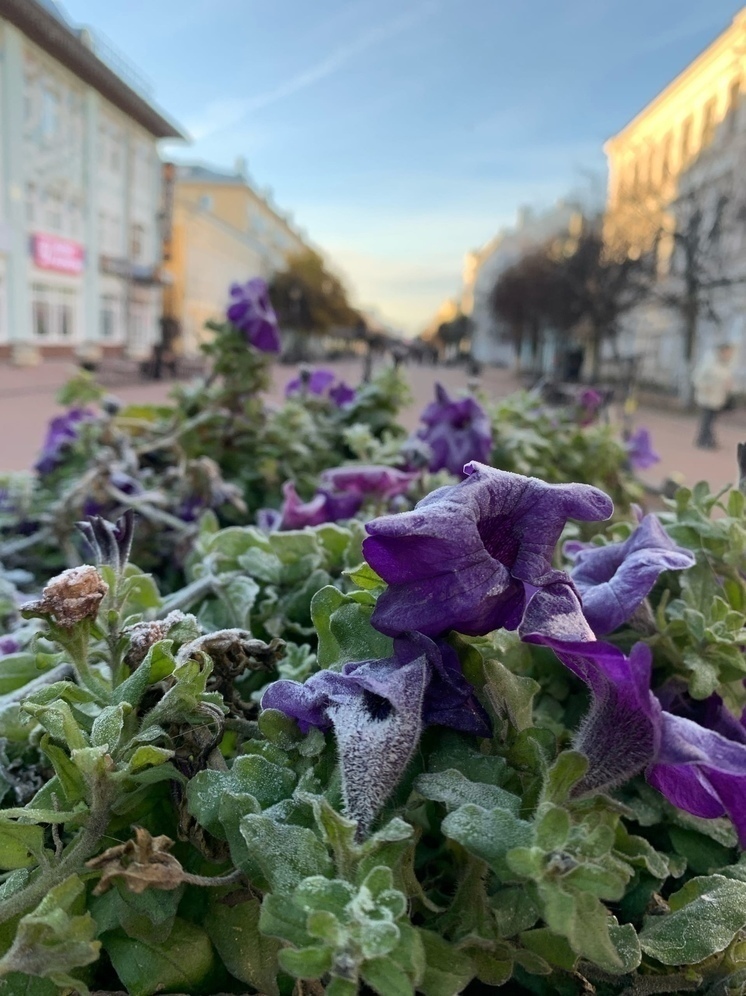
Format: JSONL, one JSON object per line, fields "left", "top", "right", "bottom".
{"left": 701, "top": 98, "right": 717, "bottom": 146}
{"left": 31, "top": 285, "right": 78, "bottom": 342}
{"left": 659, "top": 132, "right": 672, "bottom": 182}
{"left": 33, "top": 295, "right": 50, "bottom": 337}
{"left": 130, "top": 223, "right": 145, "bottom": 261}
{"left": 728, "top": 78, "right": 741, "bottom": 133}
{"left": 100, "top": 295, "right": 120, "bottom": 339}
{"left": 25, "top": 184, "right": 36, "bottom": 224}
{"left": 680, "top": 115, "right": 693, "bottom": 163}
{"left": 45, "top": 191, "right": 63, "bottom": 233}
{"left": 40, "top": 86, "right": 60, "bottom": 143}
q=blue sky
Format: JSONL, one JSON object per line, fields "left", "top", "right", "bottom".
{"left": 61, "top": 0, "right": 745, "bottom": 333}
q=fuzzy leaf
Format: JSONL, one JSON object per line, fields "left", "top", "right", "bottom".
{"left": 206, "top": 893, "right": 281, "bottom": 995}
{"left": 104, "top": 918, "right": 215, "bottom": 996}
{"left": 639, "top": 874, "right": 746, "bottom": 965}
{"left": 240, "top": 815, "right": 333, "bottom": 891}
{"left": 414, "top": 770, "right": 520, "bottom": 814}
{"left": 442, "top": 805, "right": 533, "bottom": 872}
{"left": 417, "top": 930, "right": 474, "bottom": 996}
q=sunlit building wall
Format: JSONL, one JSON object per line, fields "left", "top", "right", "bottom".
{"left": 163, "top": 162, "right": 310, "bottom": 354}
{"left": 604, "top": 8, "right": 746, "bottom": 392}
{"left": 0, "top": 0, "right": 183, "bottom": 363}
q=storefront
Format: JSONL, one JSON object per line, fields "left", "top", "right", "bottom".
{"left": 29, "top": 232, "right": 84, "bottom": 350}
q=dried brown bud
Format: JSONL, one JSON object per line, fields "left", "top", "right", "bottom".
{"left": 123, "top": 610, "right": 196, "bottom": 668}
{"left": 176, "top": 629, "right": 284, "bottom": 676}
{"left": 25, "top": 565, "right": 108, "bottom": 628}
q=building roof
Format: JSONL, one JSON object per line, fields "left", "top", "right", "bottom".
{"left": 0, "top": 0, "right": 186, "bottom": 139}
{"left": 606, "top": 8, "right": 746, "bottom": 149}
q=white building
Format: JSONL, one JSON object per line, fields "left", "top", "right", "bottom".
{"left": 463, "top": 201, "right": 587, "bottom": 368}
{"left": 0, "top": 0, "right": 184, "bottom": 363}
{"left": 603, "top": 7, "right": 746, "bottom": 394}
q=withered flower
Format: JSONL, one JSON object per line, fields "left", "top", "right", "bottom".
{"left": 86, "top": 827, "right": 184, "bottom": 895}
{"left": 123, "top": 609, "right": 196, "bottom": 668}
{"left": 24, "top": 565, "right": 108, "bottom": 628}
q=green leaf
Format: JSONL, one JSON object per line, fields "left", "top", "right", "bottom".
{"left": 90, "top": 703, "right": 128, "bottom": 751}
{"left": 534, "top": 806, "right": 570, "bottom": 851}
{"left": 0, "top": 654, "right": 47, "bottom": 695}
{"left": 416, "top": 930, "right": 474, "bottom": 996}
{"left": 344, "top": 561, "right": 385, "bottom": 591}
{"left": 278, "top": 945, "right": 333, "bottom": 978}
{"left": 0, "top": 820, "right": 45, "bottom": 870}
{"left": 206, "top": 893, "right": 281, "bottom": 995}
{"left": 240, "top": 815, "right": 333, "bottom": 891}
{"left": 112, "top": 641, "right": 176, "bottom": 708}
{"left": 414, "top": 770, "right": 520, "bottom": 814}
{"left": 539, "top": 751, "right": 588, "bottom": 806}
{"left": 104, "top": 918, "right": 216, "bottom": 996}
{"left": 0, "top": 875, "right": 100, "bottom": 992}
{"left": 520, "top": 928, "right": 577, "bottom": 971}
{"left": 360, "top": 956, "right": 414, "bottom": 996}
{"left": 491, "top": 887, "right": 539, "bottom": 938}
{"left": 481, "top": 655, "right": 539, "bottom": 732}
{"left": 441, "top": 805, "right": 533, "bottom": 872}
{"left": 311, "top": 586, "right": 393, "bottom": 668}
{"left": 639, "top": 874, "right": 746, "bottom": 965}
{"left": 538, "top": 884, "right": 622, "bottom": 972}
{"left": 260, "top": 893, "right": 314, "bottom": 949}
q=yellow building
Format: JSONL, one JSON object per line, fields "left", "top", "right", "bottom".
{"left": 163, "top": 160, "right": 308, "bottom": 354}
{"left": 604, "top": 9, "right": 746, "bottom": 256}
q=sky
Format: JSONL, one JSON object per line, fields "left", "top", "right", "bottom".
{"left": 59, "top": 0, "right": 746, "bottom": 333}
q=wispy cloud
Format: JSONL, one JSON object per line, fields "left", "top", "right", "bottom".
{"left": 187, "top": 0, "right": 439, "bottom": 141}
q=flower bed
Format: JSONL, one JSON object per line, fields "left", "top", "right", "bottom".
{"left": 1, "top": 284, "right": 743, "bottom": 995}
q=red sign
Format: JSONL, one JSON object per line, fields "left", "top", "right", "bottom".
{"left": 32, "top": 234, "right": 85, "bottom": 275}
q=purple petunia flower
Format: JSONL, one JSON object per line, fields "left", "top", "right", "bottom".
{"left": 329, "top": 381, "right": 356, "bottom": 407}
{"left": 262, "top": 632, "right": 490, "bottom": 832}
{"left": 35, "top": 408, "right": 96, "bottom": 475}
{"left": 363, "top": 462, "right": 613, "bottom": 639}
{"left": 319, "top": 465, "right": 416, "bottom": 502}
{"left": 625, "top": 426, "right": 660, "bottom": 470}
{"left": 285, "top": 368, "right": 337, "bottom": 399}
{"left": 256, "top": 507, "right": 283, "bottom": 534}
{"left": 0, "top": 637, "right": 19, "bottom": 656}
{"left": 567, "top": 514, "right": 695, "bottom": 636}
{"left": 279, "top": 481, "right": 362, "bottom": 530}
{"left": 578, "top": 388, "right": 604, "bottom": 427}
{"left": 520, "top": 585, "right": 746, "bottom": 844}
{"left": 226, "top": 278, "right": 281, "bottom": 353}
{"left": 285, "top": 369, "right": 357, "bottom": 408}
{"left": 415, "top": 383, "right": 493, "bottom": 477}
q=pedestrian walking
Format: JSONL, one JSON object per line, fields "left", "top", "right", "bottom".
{"left": 693, "top": 343, "right": 736, "bottom": 450}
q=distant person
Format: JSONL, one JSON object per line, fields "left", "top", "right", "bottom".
{"left": 693, "top": 342, "right": 736, "bottom": 450}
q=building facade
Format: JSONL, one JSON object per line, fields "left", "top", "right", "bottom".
{"left": 163, "top": 162, "right": 309, "bottom": 354}
{"left": 603, "top": 8, "right": 746, "bottom": 392}
{"left": 463, "top": 201, "right": 587, "bottom": 368}
{"left": 0, "top": 0, "right": 183, "bottom": 362}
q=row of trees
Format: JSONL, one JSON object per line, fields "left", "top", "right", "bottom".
{"left": 488, "top": 183, "right": 743, "bottom": 388}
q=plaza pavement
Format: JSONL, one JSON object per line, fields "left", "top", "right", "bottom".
{"left": 0, "top": 358, "right": 744, "bottom": 494}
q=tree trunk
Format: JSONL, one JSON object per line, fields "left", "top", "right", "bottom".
{"left": 679, "top": 297, "right": 699, "bottom": 405}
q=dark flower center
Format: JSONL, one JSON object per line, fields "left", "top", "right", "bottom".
{"left": 362, "top": 690, "right": 394, "bottom": 722}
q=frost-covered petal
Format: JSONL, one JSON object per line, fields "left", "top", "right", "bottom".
{"left": 416, "top": 384, "right": 493, "bottom": 476}
{"left": 225, "top": 277, "right": 281, "bottom": 354}
{"left": 570, "top": 515, "right": 695, "bottom": 635}
{"left": 330, "top": 656, "right": 428, "bottom": 834}
{"left": 648, "top": 712, "right": 746, "bottom": 843}
{"left": 364, "top": 462, "right": 612, "bottom": 638}
{"left": 320, "top": 465, "right": 416, "bottom": 501}
{"left": 625, "top": 427, "right": 660, "bottom": 470}
{"left": 521, "top": 585, "right": 661, "bottom": 794}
